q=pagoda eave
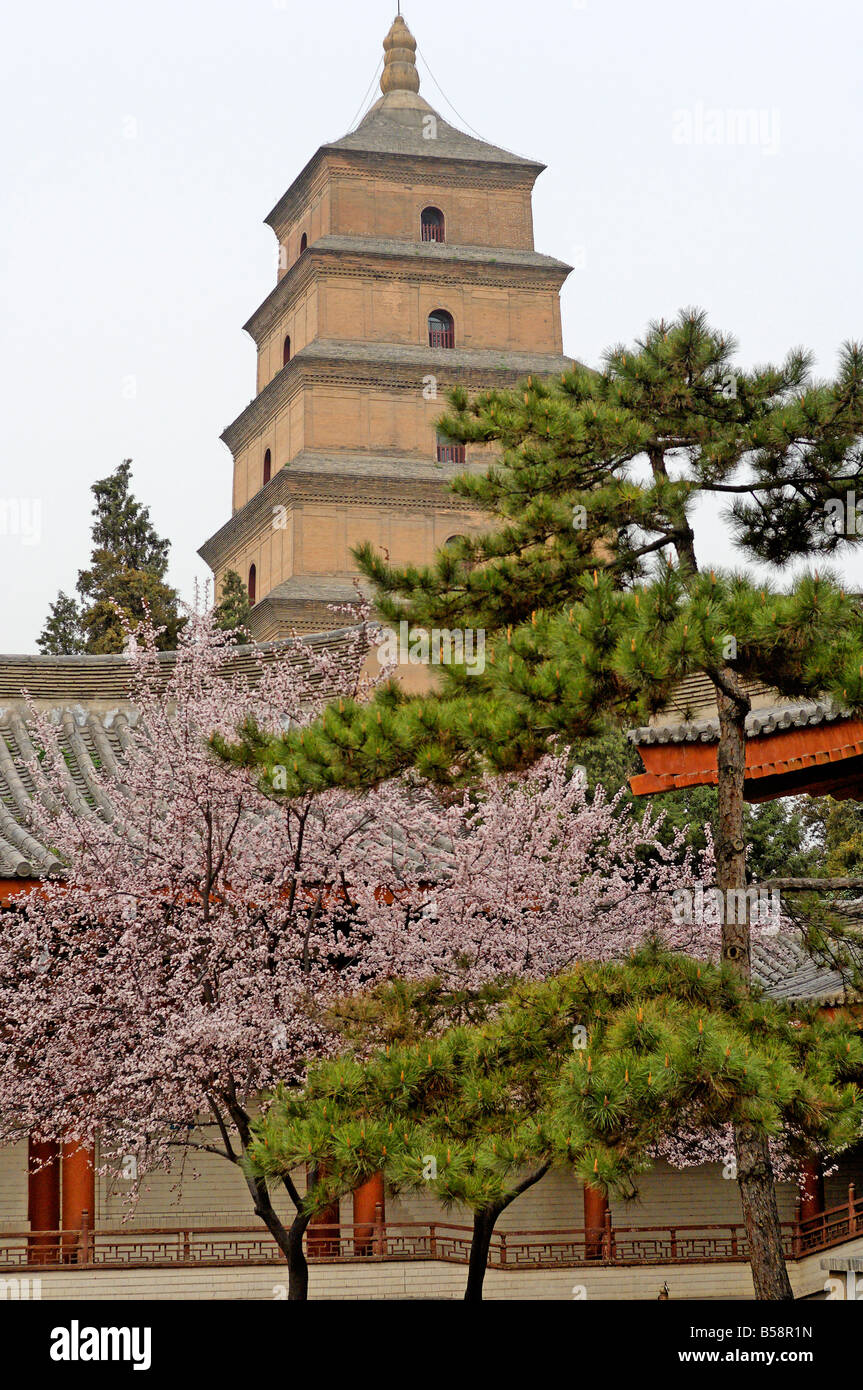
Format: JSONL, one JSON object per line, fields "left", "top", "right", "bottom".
{"left": 219, "top": 343, "right": 574, "bottom": 456}
{"left": 242, "top": 236, "right": 573, "bottom": 343}
{"left": 198, "top": 454, "right": 481, "bottom": 573}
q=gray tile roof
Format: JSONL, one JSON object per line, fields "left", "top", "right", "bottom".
{"left": 308, "top": 234, "right": 569, "bottom": 272}
{"left": 629, "top": 698, "right": 848, "bottom": 747}
{"left": 292, "top": 337, "right": 572, "bottom": 374}
{"left": 751, "top": 933, "right": 854, "bottom": 1005}
{"left": 0, "top": 629, "right": 366, "bottom": 879}
{"left": 264, "top": 575, "right": 374, "bottom": 604}
{"left": 325, "top": 101, "right": 542, "bottom": 170}
{"left": 0, "top": 629, "right": 362, "bottom": 705}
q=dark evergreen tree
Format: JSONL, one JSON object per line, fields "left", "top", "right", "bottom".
{"left": 37, "top": 591, "right": 84, "bottom": 656}
{"left": 213, "top": 569, "right": 251, "bottom": 637}
{"left": 38, "top": 460, "right": 183, "bottom": 654}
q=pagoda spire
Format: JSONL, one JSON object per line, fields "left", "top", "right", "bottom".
{"left": 380, "top": 14, "right": 420, "bottom": 97}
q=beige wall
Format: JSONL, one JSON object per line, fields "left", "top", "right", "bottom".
{"left": 231, "top": 393, "right": 306, "bottom": 513}
{"left": 0, "top": 1251, "right": 833, "bottom": 1301}
{"left": 216, "top": 508, "right": 294, "bottom": 606}
{"left": 303, "top": 385, "right": 452, "bottom": 460}
{"left": 273, "top": 172, "right": 333, "bottom": 281}
{"left": 217, "top": 494, "right": 482, "bottom": 609}
{"left": 255, "top": 278, "right": 561, "bottom": 393}
{"left": 231, "top": 385, "right": 486, "bottom": 514}
{"left": 256, "top": 282, "right": 319, "bottom": 392}
{"left": 4, "top": 1244, "right": 851, "bottom": 1300}
{"left": 328, "top": 169, "right": 536, "bottom": 251}
{"left": 0, "top": 1145, "right": 26, "bottom": 1227}
{"left": 271, "top": 165, "right": 536, "bottom": 272}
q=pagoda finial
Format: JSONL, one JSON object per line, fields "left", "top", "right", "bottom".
{"left": 380, "top": 14, "right": 420, "bottom": 96}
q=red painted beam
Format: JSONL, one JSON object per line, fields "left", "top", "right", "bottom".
{"left": 631, "top": 718, "right": 863, "bottom": 801}
{"left": 0, "top": 878, "right": 39, "bottom": 906}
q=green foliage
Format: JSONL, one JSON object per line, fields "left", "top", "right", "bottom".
{"left": 37, "top": 591, "right": 84, "bottom": 655}
{"left": 78, "top": 556, "right": 183, "bottom": 654}
{"left": 248, "top": 947, "right": 863, "bottom": 1215}
{"left": 38, "top": 460, "right": 183, "bottom": 654}
{"left": 803, "top": 800, "right": 863, "bottom": 877}
{"left": 213, "top": 569, "right": 251, "bottom": 637}
{"left": 220, "top": 311, "right": 863, "bottom": 808}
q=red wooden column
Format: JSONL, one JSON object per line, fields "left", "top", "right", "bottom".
{"left": 583, "top": 1183, "right": 609, "bottom": 1260}
{"left": 61, "top": 1141, "right": 95, "bottom": 1262}
{"left": 306, "top": 1165, "right": 340, "bottom": 1258}
{"left": 353, "top": 1171, "right": 385, "bottom": 1256}
{"left": 27, "top": 1137, "right": 61, "bottom": 1263}
{"left": 799, "top": 1158, "right": 825, "bottom": 1225}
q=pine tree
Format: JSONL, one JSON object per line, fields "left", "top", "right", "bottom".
{"left": 213, "top": 569, "right": 251, "bottom": 636}
{"left": 38, "top": 460, "right": 183, "bottom": 654}
{"left": 250, "top": 947, "right": 863, "bottom": 1301}
{"left": 37, "top": 591, "right": 84, "bottom": 655}
{"left": 222, "top": 309, "right": 863, "bottom": 1299}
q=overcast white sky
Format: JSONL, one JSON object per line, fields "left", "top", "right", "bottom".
{"left": 2, "top": 0, "right": 862, "bottom": 652}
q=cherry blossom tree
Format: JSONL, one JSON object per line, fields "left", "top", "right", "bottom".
{"left": 369, "top": 756, "right": 712, "bottom": 990}
{"left": 0, "top": 603, "right": 423, "bottom": 1298}
{"left": 0, "top": 604, "right": 744, "bottom": 1299}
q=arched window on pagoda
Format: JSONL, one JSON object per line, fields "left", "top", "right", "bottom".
{"left": 436, "top": 432, "right": 465, "bottom": 464}
{"left": 421, "top": 207, "right": 445, "bottom": 243}
{"left": 263, "top": 449, "right": 271, "bottom": 486}
{"left": 442, "top": 534, "right": 474, "bottom": 572}
{"left": 248, "top": 564, "right": 257, "bottom": 606}
{"left": 283, "top": 335, "right": 291, "bottom": 367}
{"left": 428, "top": 309, "right": 455, "bottom": 349}
{"left": 300, "top": 233, "right": 308, "bottom": 253}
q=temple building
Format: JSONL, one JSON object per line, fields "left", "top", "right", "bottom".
{"left": 198, "top": 15, "right": 572, "bottom": 637}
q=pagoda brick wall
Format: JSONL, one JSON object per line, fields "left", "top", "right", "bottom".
{"left": 255, "top": 274, "right": 561, "bottom": 393}
{"left": 271, "top": 163, "right": 537, "bottom": 275}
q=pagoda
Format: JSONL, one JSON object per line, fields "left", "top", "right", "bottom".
{"left": 198, "top": 15, "right": 572, "bottom": 636}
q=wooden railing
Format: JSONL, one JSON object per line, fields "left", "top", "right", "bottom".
{"left": 793, "top": 1182, "right": 863, "bottom": 1256}
{"left": 3, "top": 1186, "right": 861, "bottom": 1273}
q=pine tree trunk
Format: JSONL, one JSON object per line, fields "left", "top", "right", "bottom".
{"left": 254, "top": 1196, "right": 312, "bottom": 1300}
{"left": 238, "top": 1154, "right": 312, "bottom": 1301}
{"left": 462, "top": 1168, "right": 550, "bottom": 1301}
{"left": 716, "top": 680, "right": 794, "bottom": 1302}
{"left": 464, "top": 1206, "right": 500, "bottom": 1302}
{"left": 286, "top": 1210, "right": 312, "bottom": 1301}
